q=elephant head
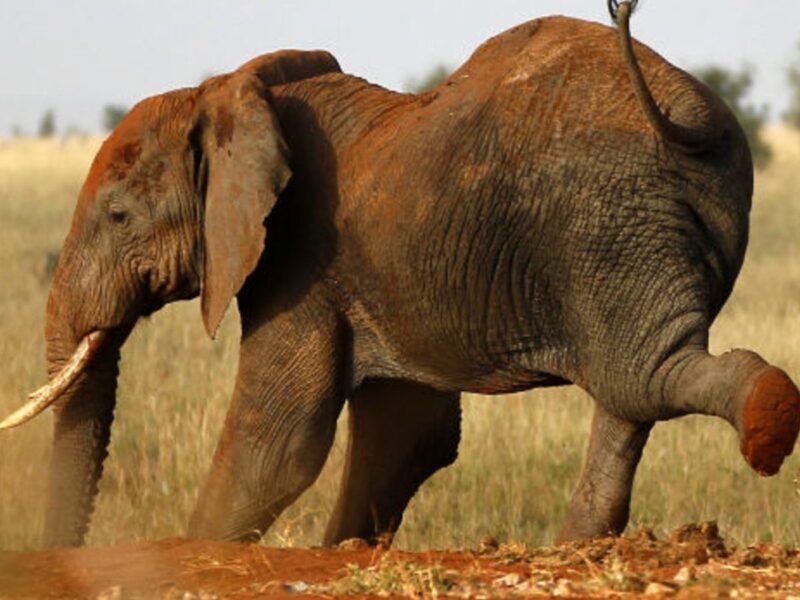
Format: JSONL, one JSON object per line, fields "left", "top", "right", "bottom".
{"left": 0, "top": 50, "right": 340, "bottom": 547}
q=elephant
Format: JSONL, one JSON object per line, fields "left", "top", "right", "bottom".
{"left": 3, "top": 2, "right": 800, "bottom": 548}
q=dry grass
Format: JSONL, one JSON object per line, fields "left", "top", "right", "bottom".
{"left": 0, "top": 129, "right": 798, "bottom": 552}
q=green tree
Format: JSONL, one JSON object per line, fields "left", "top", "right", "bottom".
{"left": 102, "top": 105, "right": 128, "bottom": 132}
{"left": 38, "top": 109, "right": 56, "bottom": 138}
{"left": 64, "top": 125, "right": 86, "bottom": 138}
{"left": 693, "top": 64, "right": 772, "bottom": 168}
{"left": 404, "top": 64, "right": 451, "bottom": 94}
{"left": 785, "top": 42, "right": 800, "bottom": 130}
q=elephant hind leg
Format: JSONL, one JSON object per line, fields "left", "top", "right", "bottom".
{"left": 658, "top": 349, "right": 800, "bottom": 476}
{"left": 323, "top": 380, "right": 461, "bottom": 547}
{"left": 558, "top": 404, "right": 652, "bottom": 542}
{"left": 564, "top": 347, "right": 800, "bottom": 542}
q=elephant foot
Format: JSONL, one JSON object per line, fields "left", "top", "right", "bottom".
{"left": 739, "top": 368, "right": 800, "bottom": 476}
{"left": 336, "top": 533, "right": 394, "bottom": 550}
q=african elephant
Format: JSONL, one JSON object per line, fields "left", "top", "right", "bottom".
{"left": 3, "top": 2, "right": 799, "bottom": 548}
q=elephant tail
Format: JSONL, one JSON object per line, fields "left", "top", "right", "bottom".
{"left": 612, "top": 1, "right": 721, "bottom": 154}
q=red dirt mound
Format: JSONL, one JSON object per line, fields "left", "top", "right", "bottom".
{"left": 1, "top": 523, "right": 799, "bottom": 598}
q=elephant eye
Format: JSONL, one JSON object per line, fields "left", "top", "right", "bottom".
{"left": 109, "top": 207, "right": 129, "bottom": 225}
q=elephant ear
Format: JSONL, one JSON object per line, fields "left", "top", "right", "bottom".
{"left": 197, "top": 72, "right": 291, "bottom": 338}
{"left": 237, "top": 49, "right": 342, "bottom": 85}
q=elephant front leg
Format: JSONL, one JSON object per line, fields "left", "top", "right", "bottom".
{"left": 323, "top": 380, "right": 461, "bottom": 547}
{"left": 188, "top": 313, "right": 348, "bottom": 542}
{"left": 558, "top": 404, "right": 652, "bottom": 542}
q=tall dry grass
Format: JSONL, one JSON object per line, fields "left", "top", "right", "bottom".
{"left": 0, "top": 129, "right": 798, "bottom": 551}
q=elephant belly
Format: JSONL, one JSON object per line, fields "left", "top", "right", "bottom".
{"left": 341, "top": 213, "right": 575, "bottom": 394}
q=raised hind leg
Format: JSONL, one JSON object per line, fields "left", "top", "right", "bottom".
{"left": 658, "top": 348, "right": 800, "bottom": 476}
{"left": 323, "top": 379, "right": 461, "bottom": 546}
{"left": 561, "top": 346, "right": 800, "bottom": 541}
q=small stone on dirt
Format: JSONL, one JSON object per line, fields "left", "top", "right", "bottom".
{"left": 672, "top": 565, "right": 696, "bottom": 585}
{"left": 645, "top": 581, "right": 675, "bottom": 596}
{"left": 552, "top": 578, "right": 575, "bottom": 597}
{"left": 282, "top": 581, "right": 310, "bottom": 594}
{"left": 493, "top": 572, "right": 524, "bottom": 587}
{"left": 337, "top": 537, "right": 370, "bottom": 551}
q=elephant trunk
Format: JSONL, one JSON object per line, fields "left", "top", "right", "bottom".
{"left": 38, "top": 266, "right": 130, "bottom": 547}
{"left": 614, "top": 1, "right": 722, "bottom": 154}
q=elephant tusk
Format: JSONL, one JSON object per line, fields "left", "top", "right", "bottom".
{"left": 0, "top": 330, "right": 107, "bottom": 431}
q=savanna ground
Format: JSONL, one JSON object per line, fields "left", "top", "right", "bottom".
{"left": 0, "top": 130, "right": 799, "bottom": 597}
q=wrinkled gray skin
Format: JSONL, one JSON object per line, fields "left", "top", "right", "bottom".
{"left": 23, "top": 12, "right": 800, "bottom": 548}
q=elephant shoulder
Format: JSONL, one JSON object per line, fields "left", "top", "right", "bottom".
{"left": 237, "top": 50, "right": 342, "bottom": 87}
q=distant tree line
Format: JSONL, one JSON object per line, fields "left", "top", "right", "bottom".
{"left": 102, "top": 105, "right": 128, "bottom": 132}
{"left": 682, "top": 47, "right": 800, "bottom": 169}
{"left": 404, "top": 64, "right": 451, "bottom": 93}
{"left": 786, "top": 43, "right": 800, "bottom": 130}
{"left": 692, "top": 64, "right": 772, "bottom": 168}
{"left": 24, "top": 104, "right": 128, "bottom": 139}
{"left": 37, "top": 110, "right": 56, "bottom": 137}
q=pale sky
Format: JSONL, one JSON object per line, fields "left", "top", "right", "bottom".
{"left": 3, "top": 1, "right": 799, "bottom": 135}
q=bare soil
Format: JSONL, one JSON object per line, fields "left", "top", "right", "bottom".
{"left": 2, "top": 523, "right": 800, "bottom": 598}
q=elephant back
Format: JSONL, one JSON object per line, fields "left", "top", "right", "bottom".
{"left": 428, "top": 15, "right": 737, "bottom": 153}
